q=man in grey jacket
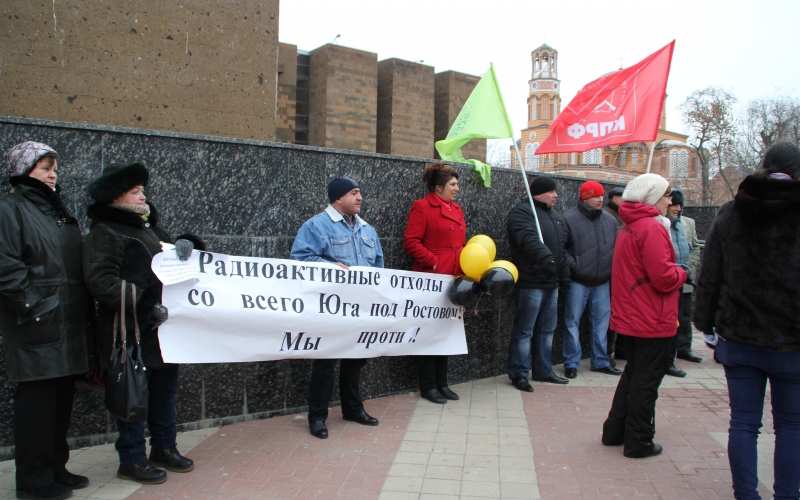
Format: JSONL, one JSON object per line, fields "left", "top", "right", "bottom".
{"left": 562, "top": 181, "right": 621, "bottom": 378}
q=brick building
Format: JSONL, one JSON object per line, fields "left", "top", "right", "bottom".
{"left": 510, "top": 44, "right": 703, "bottom": 203}
{"left": 0, "top": 1, "right": 483, "bottom": 161}
{"left": 0, "top": 0, "right": 280, "bottom": 141}
{"left": 376, "top": 59, "right": 434, "bottom": 158}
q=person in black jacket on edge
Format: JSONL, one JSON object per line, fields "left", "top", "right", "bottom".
{"left": 0, "top": 141, "right": 92, "bottom": 500}
{"left": 506, "top": 176, "right": 570, "bottom": 391}
{"left": 694, "top": 143, "right": 800, "bottom": 499}
{"left": 82, "top": 162, "right": 205, "bottom": 485}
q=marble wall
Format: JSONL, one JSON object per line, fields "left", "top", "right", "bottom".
{"left": 0, "top": 116, "right": 713, "bottom": 457}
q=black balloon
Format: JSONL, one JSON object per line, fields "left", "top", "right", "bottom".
{"left": 479, "top": 267, "right": 515, "bottom": 298}
{"left": 448, "top": 277, "right": 481, "bottom": 307}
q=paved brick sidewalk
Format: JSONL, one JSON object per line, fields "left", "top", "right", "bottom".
{"left": 0, "top": 339, "right": 780, "bottom": 499}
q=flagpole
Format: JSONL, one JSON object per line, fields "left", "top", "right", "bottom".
{"left": 488, "top": 63, "right": 544, "bottom": 244}
{"left": 645, "top": 141, "right": 657, "bottom": 173}
{"left": 511, "top": 142, "right": 544, "bottom": 243}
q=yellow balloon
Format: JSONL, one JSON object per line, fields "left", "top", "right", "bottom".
{"left": 467, "top": 234, "right": 497, "bottom": 262}
{"left": 489, "top": 260, "right": 519, "bottom": 283}
{"left": 460, "top": 244, "right": 491, "bottom": 280}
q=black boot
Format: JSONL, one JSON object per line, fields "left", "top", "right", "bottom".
{"left": 55, "top": 471, "right": 89, "bottom": 489}
{"left": 117, "top": 461, "right": 168, "bottom": 484}
{"left": 437, "top": 386, "right": 459, "bottom": 400}
{"left": 15, "top": 482, "right": 72, "bottom": 500}
{"left": 149, "top": 446, "right": 195, "bottom": 472}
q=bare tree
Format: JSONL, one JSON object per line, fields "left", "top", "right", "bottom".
{"left": 486, "top": 139, "right": 512, "bottom": 168}
{"left": 679, "top": 87, "right": 738, "bottom": 205}
{"left": 740, "top": 92, "right": 800, "bottom": 166}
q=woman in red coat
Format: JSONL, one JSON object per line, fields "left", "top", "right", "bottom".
{"left": 601, "top": 173, "right": 687, "bottom": 459}
{"left": 403, "top": 163, "right": 465, "bottom": 404}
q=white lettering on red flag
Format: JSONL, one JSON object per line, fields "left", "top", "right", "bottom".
{"left": 536, "top": 41, "right": 675, "bottom": 154}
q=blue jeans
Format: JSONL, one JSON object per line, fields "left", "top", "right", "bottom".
{"left": 716, "top": 338, "right": 800, "bottom": 500}
{"left": 115, "top": 364, "right": 180, "bottom": 465}
{"left": 507, "top": 288, "right": 558, "bottom": 380}
{"left": 562, "top": 281, "right": 612, "bottom": 370}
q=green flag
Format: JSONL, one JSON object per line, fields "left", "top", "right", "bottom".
{"left": 434, "top": 63, "right": 514, "bottom": 188}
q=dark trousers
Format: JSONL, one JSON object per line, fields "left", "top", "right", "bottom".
{"left": 603, "top": 335, "right": 672, "bottom": 456}
{"left": 308, "top": 358, "right": 367, "bottom": 423}
{"left": 115, "top": 364, "right": 179, "bottom": 465}
{"left": 669, "top": 292, "right": 695, "bottom": 365}
{"left": 607, "top": 329, "right": 617, "bottom": 358}
{"left": 676, "top": 292, "right": 693, "bottom": 354}
{"left": 15, "top": 376, "right": 76, "bottom": 490}
{"left": 417, "top": 355, "right": 448, "bottom": 391}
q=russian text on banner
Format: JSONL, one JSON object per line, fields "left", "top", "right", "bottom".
{"left": 152, "top": 251, "right": 467, "bottom": 363}
{"left": 536, "top": 41, "right": 675, "bottom": 154}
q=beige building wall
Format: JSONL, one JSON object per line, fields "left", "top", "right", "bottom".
{"left": 376, "top": 59, "right": 435, "bottom": 158}
{"left": 308, "top": 44, "right": 377, "bottom": 152}
{"left": 0, "top": 0, "right": 279, "bottom": 141}
{"left": 434, "top": 71, "right": 486, "bottom": 163}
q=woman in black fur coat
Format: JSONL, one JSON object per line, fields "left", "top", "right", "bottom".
{"left": 694, "top": 142, "right": 800, "bottom": 499}
{"left": 82, "top": 162, "right": 204, "bottom": 486}
{"left": 0, "top": 141, "right": 92, "bottom": 500}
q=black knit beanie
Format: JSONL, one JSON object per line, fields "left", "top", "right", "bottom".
{"left": 328, "top": 177, "right": 360, "bottom": 203}
{"left": 529, "top": 176, "right": 557, "bottom": 196}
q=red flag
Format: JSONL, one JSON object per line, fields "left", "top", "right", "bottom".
{"left": 536, "top": 41, "right": 675, "bottom": 154}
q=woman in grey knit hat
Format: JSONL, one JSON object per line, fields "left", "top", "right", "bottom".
{"left": 0, "top": 141, "right": 92, "bottom": 499}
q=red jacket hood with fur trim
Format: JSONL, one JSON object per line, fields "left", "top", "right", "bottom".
{"left": 610, "top": 202, "right": 687, "bottom": 338}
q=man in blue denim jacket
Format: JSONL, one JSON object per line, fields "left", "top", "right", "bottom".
{"left": 290, "top": 177, "right": 384, "bottom": 439}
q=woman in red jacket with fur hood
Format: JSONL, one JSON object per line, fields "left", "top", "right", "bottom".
{"left": 403, "top": 163, "right": 465, "bottom": 405}
{"left": 601, "top": 173, "right": 687, "bottom": 459}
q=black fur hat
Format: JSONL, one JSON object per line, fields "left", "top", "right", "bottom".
{"left": 88, "top": 162, "right": 149, "bottom": 203}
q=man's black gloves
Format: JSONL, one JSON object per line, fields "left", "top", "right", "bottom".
{"left": 559, "top": 281, "right": 571, "bottom": 294}
{"left": 677, "top": 264, "right": 695, "bottom": 287}
{"left": 174, "top": 239, "right": 194, "bottom": 261}
{"left": 151, "top": 304, "right": 169, "bottom": 329}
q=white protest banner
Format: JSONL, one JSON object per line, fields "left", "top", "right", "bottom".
{"left": 155, "top": 251, "right": 467, "bottom": 363}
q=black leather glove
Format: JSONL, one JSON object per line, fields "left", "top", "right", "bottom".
{"left": 542, "top": 260, "right": 557, "bottom": 280}
{"left": 174, "top": 239, "right": 194, "bottom": 261}
{"left": 151, "top": 304, "right": 169, "bottom": 329}
{"left": 677, "top": 264, "right": 695, "bottom": 287}
{"left": 559, "top": 281, "right": 570, "bottom": 294}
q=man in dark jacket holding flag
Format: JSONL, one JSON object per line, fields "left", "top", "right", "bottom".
{"left": 561, "top": 181, "right": 621, "bottom": 378}
{"left": 506, "top": 176, "right": 570, "bottom": 392}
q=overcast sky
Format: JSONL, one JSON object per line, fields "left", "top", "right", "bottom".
{"left": 280, "top": 0, "right": 799, "bottom": 141}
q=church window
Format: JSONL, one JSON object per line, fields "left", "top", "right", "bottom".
{"left": 678, "top": 150, "right": 688, "bottom": 177}
{"left": 531, "top": 98, "right": 537, "bottom": 120}
{"left": 620, "top": 150, "right": 627, "bottom": 166}
{"left": 552, "top": 98, "right": 559, "bottom": 119}
{"left": 583, "top": 148, "right": 601, "bottom": 165}
{"left": 541, "top": 97, "right": 549, "bottom": 120}
{"left": 544, "top": 154, "right": 550, "bottom": 165}
{"left": 632, "top": 149, "right": 639, "bottom": 165}
{"left": 526, "top": 143, "right": 540, "bottom": 172}
{"left": 570, "top": 152, "right": 577, "bottom": 165}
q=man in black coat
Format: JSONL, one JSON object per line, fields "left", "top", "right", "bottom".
{"left": 561, "top": 181, "right": 621, "bottom": 379}
{"left": 506, "top": 176, "right": 570, "bottom": 391}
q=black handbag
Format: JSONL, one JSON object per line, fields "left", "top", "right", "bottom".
{"left": 104, "top": 280, "right": 149, "bottom": 422}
